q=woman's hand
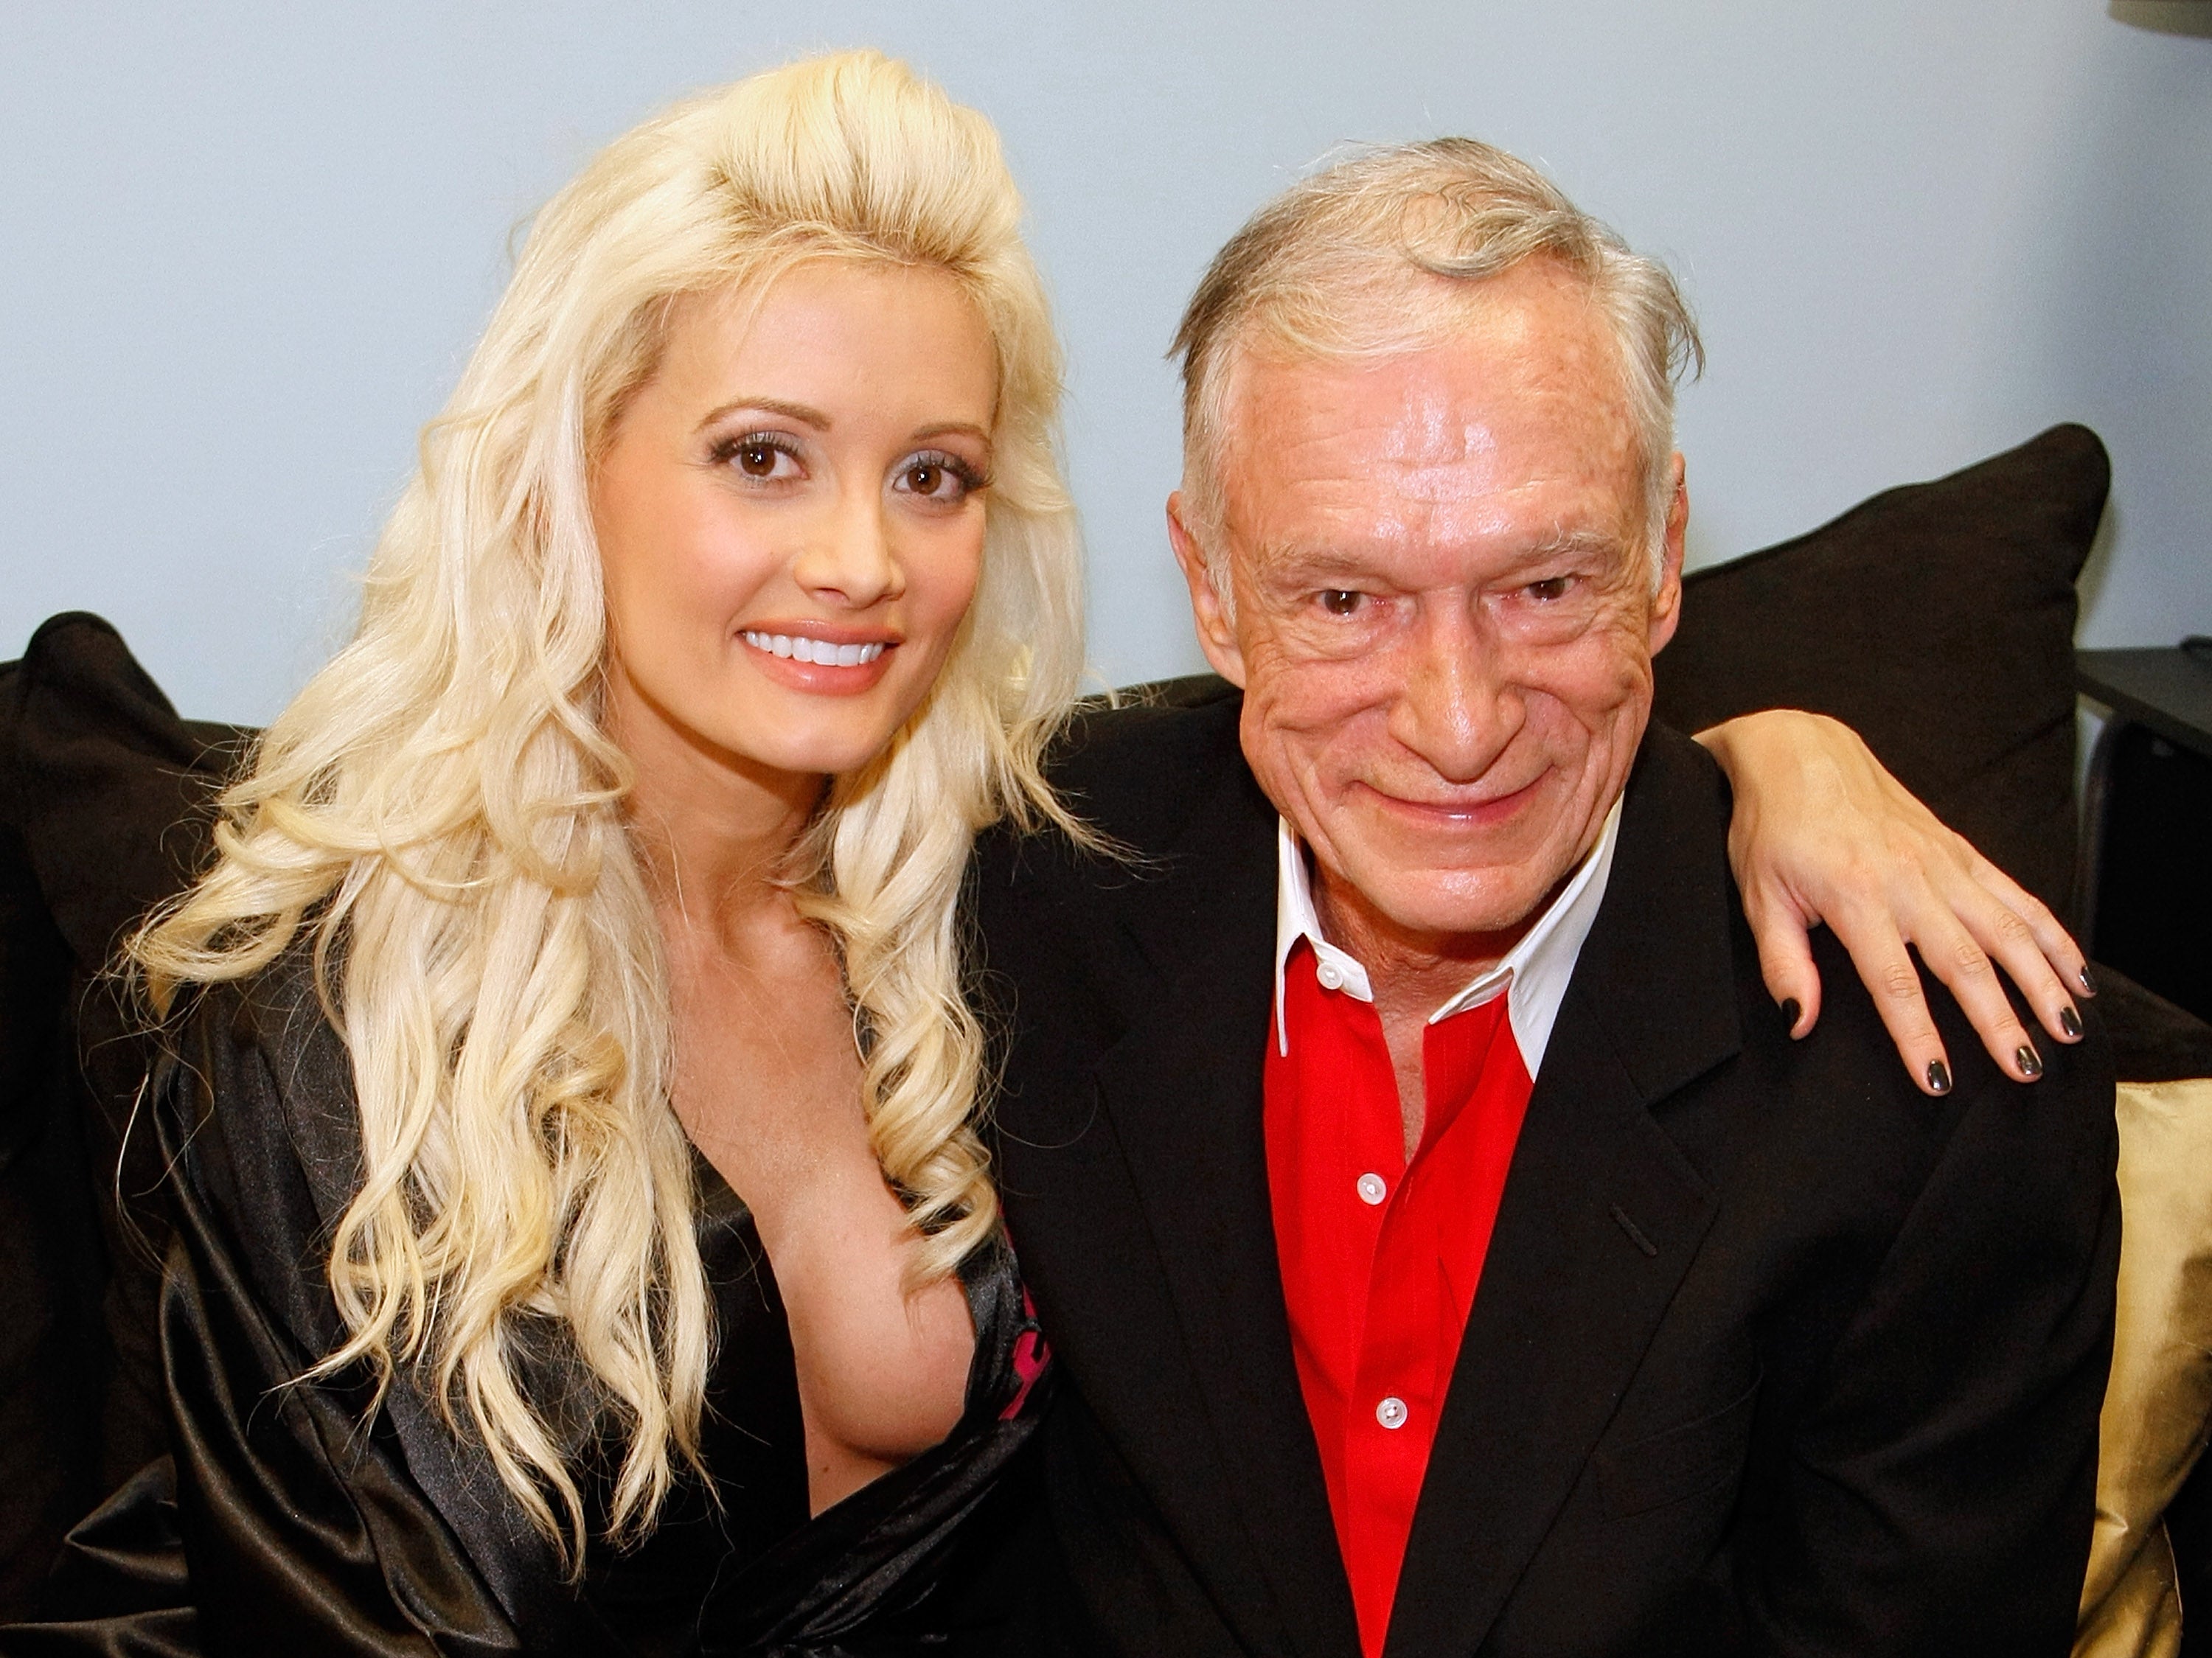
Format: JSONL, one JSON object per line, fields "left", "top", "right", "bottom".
{"left": 1697, "top": 709, "right": 2092, "bottom": 1096}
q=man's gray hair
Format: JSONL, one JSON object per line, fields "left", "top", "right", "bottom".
{"left": 1171, "top": 138, "right": 1703, "bottom": 586}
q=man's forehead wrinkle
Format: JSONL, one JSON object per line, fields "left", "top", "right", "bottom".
{"left": 1249, "top": 493, "right": 1627, "bottom": 592}
{"left": 1216, "top": 275, "right": 1648, "bottom": 572}
{"left": 1233, "top": 464, "right": 1636, "bottom": 580}
{"left": 1276, "top": 367, "right": 1629, "bottom": 467}
{"left": 1368, "top": 393, "right": 1501, "bottom": 481}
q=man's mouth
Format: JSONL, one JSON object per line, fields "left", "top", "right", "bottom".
{"left": 1360, "top": 773, "right": 1546, "bottom": 826}
{"left": 740, "top": 631, "right": 889, "bottom": 668}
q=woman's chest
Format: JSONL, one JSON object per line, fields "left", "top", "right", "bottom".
{"left": 580, "top": 1208, "right": 812, "bottom": 1647}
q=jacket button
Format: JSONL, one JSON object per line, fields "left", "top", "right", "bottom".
{"left": 1357, "top": 1172, "right": 1388, "bottom": 1205}
{"left": 1376, "top": 1396, "right": 1408, "bottom": 1430}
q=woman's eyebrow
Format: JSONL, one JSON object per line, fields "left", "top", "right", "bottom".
{"left": 911, "top": 421, "right": 992, "bottom": 446}
{"left": 693, "top": 397, "right": 832, "bottom": 434}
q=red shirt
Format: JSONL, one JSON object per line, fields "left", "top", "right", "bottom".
{"left": 1267, "top": 943, "right": 1535, "bottom": 1657}
{"left": 1263, "top": 809, "right": 1619, "bottom": 1657}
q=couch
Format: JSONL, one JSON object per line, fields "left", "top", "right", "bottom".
{"left": 3, "top": 422, "right": 2209, "bottom": 1648}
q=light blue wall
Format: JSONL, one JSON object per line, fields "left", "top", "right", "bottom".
{"left": 4, "top": 1, "right": 2208, "bottom": 724}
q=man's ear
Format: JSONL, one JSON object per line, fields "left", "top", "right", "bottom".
{"left": 1646, "top": 453, "right": 1688, "bottom": 657}
{"left": 1166, "top": 491, "right": 1248, "bottom": 688}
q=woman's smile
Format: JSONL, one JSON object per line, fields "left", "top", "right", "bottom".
{"left": 737, "top": 625, "right": 899, "bottom": 694}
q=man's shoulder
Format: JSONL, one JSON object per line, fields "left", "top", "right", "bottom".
{"left": 970, "top": 675, "right": 1275, "bottom": 961}
{"left": 1033, "top": 675, "right": 1255, "bottom": 857}
{"left": 1621, "top": 728, "right": 2114, "bottom": 1202}
{"left": 1593, "top": 725, "right": 2115, "bottom": 1138}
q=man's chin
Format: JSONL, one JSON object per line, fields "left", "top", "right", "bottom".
{"left": 1328, "top": 851, "right": 1563, "bottom": 947}
{"left": 1318, "top": 803, "right": 1585, "bottom": 942}
{"left": 1400, "top": 894, "right": 1554, "bottom": 945}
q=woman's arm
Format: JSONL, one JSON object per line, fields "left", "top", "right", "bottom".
{"left": 1697, "top": 710, "right": 2090, "bottom": 1097}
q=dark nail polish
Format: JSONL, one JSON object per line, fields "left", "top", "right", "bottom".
{"left": 1926, "top": 1059, "right": 1952, "bottom": 1095}
{"left": 2079, "top": 966, "right": 2098, "bottom": 996}
{"left": 2060, "top": 1006, "right": 2083, "bottom": 1040}
{"left": 2016, "top": 1044, "right": 2043, "bottom": 1079}
{"left": 1779, "top": 998, "right": 1801, "bottom": 1032}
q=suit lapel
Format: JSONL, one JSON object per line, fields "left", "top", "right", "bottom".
{"left": 1088, "top": 743, "right": 1365, "bottom": 1658}
{"left": 1385, "top": 731, "right": 1741, "bottom": 1658}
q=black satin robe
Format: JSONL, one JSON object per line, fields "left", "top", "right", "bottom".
{"left": 0, "top": 951, "right": 1052, "bottom": 1657}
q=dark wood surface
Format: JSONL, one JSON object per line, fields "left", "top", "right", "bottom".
{"left": 2076, "top": 647, "right": 2212, "bottom": 759}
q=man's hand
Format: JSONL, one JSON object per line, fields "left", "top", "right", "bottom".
{"left": 1696, "top": 710, "right": 2090, "bottom": 1095}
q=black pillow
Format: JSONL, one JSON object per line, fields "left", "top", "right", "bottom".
{"left": 1652, "top": 423, "right": 2110, "bottom": 920}
{"left": 0, "top": 612, "right": 240, "bottom": 1614}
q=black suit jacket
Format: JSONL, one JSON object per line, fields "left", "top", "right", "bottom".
{"left": 972, "top": 679, "right": 2118, "bottom": 1658}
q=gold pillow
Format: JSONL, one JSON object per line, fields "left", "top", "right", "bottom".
{"left": 2076, "top": 1078, "right": 2212, "bottom": 1658}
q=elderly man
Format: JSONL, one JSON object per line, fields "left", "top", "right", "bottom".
{"left": 974, "top": 141, "right": 2117, "bottom": 1656}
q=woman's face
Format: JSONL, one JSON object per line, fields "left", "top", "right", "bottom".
{"left": 594, "top": 262, "right": 997, "bottom": 787}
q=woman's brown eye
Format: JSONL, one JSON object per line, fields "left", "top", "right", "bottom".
{"left": 738, "top": 444, "right": 779, "bottom": 477}
{"left": 908, "top": 462, "right": 944, "bottom": 495}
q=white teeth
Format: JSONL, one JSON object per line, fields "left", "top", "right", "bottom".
{"left": 741, "top": 630, "right": 886, "bottom": 666}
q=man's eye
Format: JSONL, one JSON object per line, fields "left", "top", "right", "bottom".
{"left": 1526, "top": 576, "right": 1576, "bottom": 602}
{"left": 1318, "top": 590, "right": 1364, "bottom": 617}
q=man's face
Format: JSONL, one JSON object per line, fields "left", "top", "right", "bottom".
{"left": 1169, "top": 260, "right": 1686, "bottom": 958}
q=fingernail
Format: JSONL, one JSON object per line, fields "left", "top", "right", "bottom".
{"left": 2016, "top": 1044, "right": 2043, "bottom": 1079}
{"left": 2059, "top": 1006, "right": 2083, "bottom": 1040}
{"left": 1926, "top": 1059, "right": 1952, "bottom": 1095}
{"left": 1779, "top": 997, "right": 1801, "bottom": 1033}
{"left": 2079, "top": 966, "right": 2098, "bottom": 997}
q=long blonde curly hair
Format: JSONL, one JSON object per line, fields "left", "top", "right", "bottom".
{"left": 131, "top": 50, "right": 1085, "bottom": 1561}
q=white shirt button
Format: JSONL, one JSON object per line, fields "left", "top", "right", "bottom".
{"left": 1316, "top": 962, "right": 1345, "bottom": 991}
{"left": 1356, "top": 1172, "right": 1388, "bottom": 1206}
{"left": 1376, "top": 1396, "right": 1408, "bottom": 1430}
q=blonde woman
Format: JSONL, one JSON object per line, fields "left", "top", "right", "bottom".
{"left": 5, "top": 52, "right": 2088, "bottom": 1658}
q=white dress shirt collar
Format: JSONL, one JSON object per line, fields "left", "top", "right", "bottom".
{"left": 1272, "top": 798, "right": 1624, "bottom": 1077}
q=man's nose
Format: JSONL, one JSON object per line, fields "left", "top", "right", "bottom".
{"left": 790, "top": 486, "right": 903, "bottom": 610}
{"left": 1386, "top": 613, "right": 1522, "bottom": 783}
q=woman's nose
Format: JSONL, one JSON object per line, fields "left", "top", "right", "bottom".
{"left": 792, "top": 488, "right": 904, "bottom": 610}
